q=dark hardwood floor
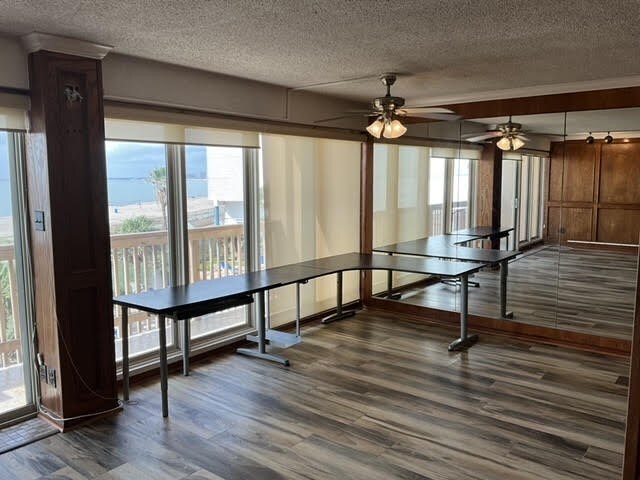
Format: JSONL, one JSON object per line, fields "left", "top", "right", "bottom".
{"left": 399, "top": 246, "right": 638, "bottom": 339}
{"left": 0, "top": 311, "right": 629, "bottom": 479}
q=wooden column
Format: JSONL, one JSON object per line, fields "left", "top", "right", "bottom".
{"left": 623, "top": 244, "right": 640, "bottom": 479}
{"left": 360, "top": 138, "right": 374, "bottom": 302}
{"left": 477, "top": 142, "right": 502, "bottom": 248}
{"left": 26, "top": 49, "right": 118, "bottom": 428}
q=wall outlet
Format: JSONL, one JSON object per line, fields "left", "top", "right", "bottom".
{"left": 47, "top": 368, "right": 56, "bottom": 388}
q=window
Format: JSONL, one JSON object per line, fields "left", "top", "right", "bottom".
{"left": 185, "top": 145, "right": 249, "bottom": 340}
{"left": 371, "top": 144, "right": 479, "bottom": 294}
{"left": 105, "top": 117, "right": 260, "bottom": 369}
{"left": 106, "top": 141, "right": 174, "bottom": 361}
{"left": 0, "top": 129, "right": 36, "bottom": 425}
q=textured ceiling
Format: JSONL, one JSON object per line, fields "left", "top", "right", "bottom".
{"left": 1, "top": 0, "right": 640, "bottom": 107}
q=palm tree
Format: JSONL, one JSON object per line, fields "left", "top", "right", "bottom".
{"left": 148, "top": 166, "right": 168, "bottom": 230}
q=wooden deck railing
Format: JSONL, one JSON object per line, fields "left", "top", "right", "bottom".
{"left": 0, "top": 244, "right": 21, "bottom": 369}
{"left": 0, "top": 224, "right": 246, "bottom": 369}
{"left": 110, "top": 224, "right": 246, "bottom": 355}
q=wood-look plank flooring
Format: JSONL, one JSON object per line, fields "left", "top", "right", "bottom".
{"left": 0, "top": 311, "right": 629, "bottom": 479}
{"left": 400, "top": 246, "right": 638, "bottom": 339}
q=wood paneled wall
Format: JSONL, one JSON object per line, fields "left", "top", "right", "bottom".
{"left": 27, "top": 51, "right": 118, "bottom": 428}
{"left": 476, "top": 143, "right": 503, "bottom": 248}
{"left": 545, "top": 139, "right": 640, "bottom": 246}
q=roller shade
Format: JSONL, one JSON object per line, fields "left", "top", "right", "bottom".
{"left": 431, "top": 146, "right": 481, "bottom": 159}
{"left": 104, "top": 118, "right": 260, "bottom": 148}
{"left": 0, "top": 93, "right": 29, "bottom": 131}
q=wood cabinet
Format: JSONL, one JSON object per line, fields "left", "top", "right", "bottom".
{"left": 27, "top": 50, "right": 118, "bottom": 428}
{"left": 545, "top": 140, "right": 640, "bottom": 246}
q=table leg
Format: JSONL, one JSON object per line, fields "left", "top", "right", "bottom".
{"left": 296, "top": 282, "right": 301, "bottom": 337}
{"left": 158, "top": 314, "right": 169, "bottom": 418}
{"left": 121, "top": 306, "right": 129, "bottom": 402}
{"left": 448, "top": 274, "right": 479, "bottom": 351}
{"left": 183, "top": 319, "right": 190, "bottom": 376}
{"left": 322, "top": 271, "right": 357, "bottom": 324}
{"left": 386, "top": 253, "right": 402, "bottom": 300}
{"left": 237, "top": 291, "right": 290, "bottom": 365}
{"left": 500, "top": 260, "right": 514, "bottom": 319}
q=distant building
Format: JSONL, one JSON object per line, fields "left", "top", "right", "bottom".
{"left": 206, "top": 147, "right": 244, "bottom": 225}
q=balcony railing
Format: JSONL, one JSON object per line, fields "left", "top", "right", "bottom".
{"left": 110, "top": 224, "right": 246, "bottom": 358}
{"left": 0, "top": 244, "right": 21, "bottom": 370}
{"left": 0, "top": 224, "right": 247, "bottom": 372}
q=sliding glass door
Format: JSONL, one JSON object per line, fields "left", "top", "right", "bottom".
{"left": 0, "top": 132, "right": 36, "bottom": 425}
{"left": 501, "top": 153, "right": 547, "bottom": 249}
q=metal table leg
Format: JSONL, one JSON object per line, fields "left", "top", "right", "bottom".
{"left": 158, "top": 314, "right": 169, "bottom": 418}
{"left": 386, "top": 253, "right": 402, "bottom": 299}
{"left": 500, "top": 260, "right": 514, "bottom": 319}
{"left": 182, "top": 319, "right": 190, "bottom": 376}
{"left": 322, "top": 271, "right": 357, "bottom": 324}
{"left": 122, "top": 306, "right": 129, "bottom": 402}
{"left": 448, "top": 274, "right": 479, "bottom": 351}
{"left": 237, "top": 291, "right": 290, "bottom": 365}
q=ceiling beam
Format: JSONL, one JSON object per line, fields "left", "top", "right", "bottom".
{"left": 442, "top": 86, "right": 640, "bottom": 119}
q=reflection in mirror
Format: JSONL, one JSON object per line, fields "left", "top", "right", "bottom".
{"left": 555, "top": 108, "right": 640, "bottom": 339}
{"left": 453, "top": 113, "right": 566, "bottom": 328}
{"left": 370, "top": 119, "right": 469, "bottom": 315}
{"left": 370, "top": 108, "right": 639, "bottom": 344}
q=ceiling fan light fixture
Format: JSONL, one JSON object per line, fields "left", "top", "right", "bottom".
{"left": 366, "top": 117, "right": 385, "bottom": 138}
{"left": 496, "top": 135, "right": 524, "bottom": 151}
{"left": 511, "top": 137, "right": 525, "bottom": 150}
{"left": 382, "top": 119, "right": 407, "bottom": 139}
{"left": 496, "top": 136, "right": 512, "bottom": 151}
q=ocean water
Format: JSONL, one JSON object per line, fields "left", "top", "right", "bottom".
{"left": 107, "top": 178, "right": 209, "bottom": 206}
{"left": 0, "top": 178, "right": 210, "bottom": 218}
{"left": 0, "top": 142, "right": 209, "bottom": 217}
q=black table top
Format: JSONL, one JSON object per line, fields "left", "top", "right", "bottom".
{"left": 373, "top": 238, "right": 518, "bottom": 264}
{"left": 113, "top": 252, "right": 485, "bottom": 316}
{"left": 451, "top": 226, "right": 514, "bottom": 239}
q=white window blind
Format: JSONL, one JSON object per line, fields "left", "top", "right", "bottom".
{"left": 261, "top": 133, "right": 361, "bottom": 326}
{"left": 105, "top": 118, "right": 260, "bottom": 148}
{"left": 0, "top": 93, "right": 29, "bottom": 131}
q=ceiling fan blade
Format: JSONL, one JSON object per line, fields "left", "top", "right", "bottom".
{"left": 400, "top": 112, "right": 460, "bottom": 121}
{"left": 401, "top": 106, "right": 455, "bottom": 114}
{"left": 399, "top": 115, "right": 447, "bottom": 124}
{"left": 463, "top": 131, "right": 503, "bottom": 142}
{"left": 517, "top": 134, "right": 531, "bottom": 141}
{"left": 313, "top": 113, "right": 372, "bottom": 123}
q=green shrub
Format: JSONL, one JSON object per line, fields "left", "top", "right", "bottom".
{"left": 115, "top": 216, "right": 155, "bottom": 234}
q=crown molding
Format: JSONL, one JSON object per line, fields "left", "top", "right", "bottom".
{"left": 21, "top": 32, "right": 113, "bottom": 59}
{"left": 413, "top": 75, "right": 640, "bottom": 107}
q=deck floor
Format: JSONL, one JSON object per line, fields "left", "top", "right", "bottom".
{"left": 0, "top": 311, "right": 629, "bottom": 480}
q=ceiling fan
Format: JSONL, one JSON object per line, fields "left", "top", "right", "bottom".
{"left": 463, "top": 116, "right": 531, "bottom": 151}
{"left": 315, "top": 73, "right": 459, "bottom": 139}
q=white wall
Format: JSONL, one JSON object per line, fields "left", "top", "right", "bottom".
{"left": 0, "top": 35, "right": 28, "bottom": 89}
{"left": 0, "top": 34, "right": 366, "bottom": 131}
{"left": 102, "top": 53, "right": 366, "bottom": 130}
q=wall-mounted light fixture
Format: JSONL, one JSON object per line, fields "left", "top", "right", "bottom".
{"left": 585, "top": 132, "right": 594, "bottom": 144}
{"left": 604, "top": 132, "right": 614, "bottom": 144}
